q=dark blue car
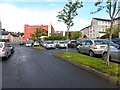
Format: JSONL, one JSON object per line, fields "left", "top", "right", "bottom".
{"left": 112, "top": 38, "right": 120, "bottom": 47}
{"left": 102, "top": 40, "right": 119, "bottom": 48}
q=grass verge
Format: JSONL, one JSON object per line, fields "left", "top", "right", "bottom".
{"left": 32, "top": 45, "right": 44, "bottom": 50}
{"left": 55, "top": 51, "right": 120, "bottom": 79}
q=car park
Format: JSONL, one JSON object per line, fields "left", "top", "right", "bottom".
{"left": 102, "top": 47, "right": 120, "bottom": 63}
{"left": 76, "top": 39, "right": 108, "bottom": 57}
{"left": 45, "top": 40, "right": 56, "bottom": 49}
{"left": 7, "top": 42, "right": 14, "bottom": 54}
{"left": 56, "top": 40, "right": 68, "bottom": 48}
{"left": 0, "top": 42, "right": 11, "bottom": 59}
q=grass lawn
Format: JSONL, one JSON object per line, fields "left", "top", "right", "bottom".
{"left": 32, "top": 45, "right": 44, "bottom": 50}
{"left": 55, "top": 51, "right": 120, "bottom": 79}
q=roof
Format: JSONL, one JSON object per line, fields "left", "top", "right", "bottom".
{"left": 80, "top": 26, "right": 91, "bottom": 31}
{"left": 93, "top": 17, "right": 120, "bottom": 21}
{"left": 1, "top": 29, "right": 9, "bottom": 35}
{"left": 10, "top": 32, "right": 19, "bottom": 37}
{"left": 1, "top": 29, "right": 21, "bottom": 37}
{"left": 93, "top": 18, "right": 111, "bottom": 21}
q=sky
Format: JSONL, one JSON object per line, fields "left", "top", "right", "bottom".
{"left": 0, "top": 0, "right": 111, "bottom": 33}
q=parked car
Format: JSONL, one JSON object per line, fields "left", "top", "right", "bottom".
{"left": 112, "top": 38, "right": 120, "bottom": 47}
{"left": 7, "top": 42, "right": 14, "bottom": 54}
{"left": 45, "top": 40, "right": 56, "bottom": 49}
{"left": 56, "top": 40, "right": 68, "bottom": 48}
{"left": 34, "top": 41, "right": 40, "bottom": 46}
{"left": 25, "top": 41, "right": 32, "bottom": 47}
{"left": 76, "top": 39, "right": 108, "bottom": 57}
{"left": 102, "top": 39, "right": 119, "bottom": 48}
{"left": 102, "top": 47, "right": 120, "bottom": 63}
{"left": 68, "top": 40, "right": 77, "bottom": 48}
{"left": 0, "top": 42, "right": 11, "bottom": 59}
{"left": 19, "top": 41, "right": 25, "bottom": 45}
{"left": 54, "top": 40, "right": 59, "bottom": 46}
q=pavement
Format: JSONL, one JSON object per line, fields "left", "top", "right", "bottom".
{"left": 2, "top": 45, "right": 118, "bottom": 88}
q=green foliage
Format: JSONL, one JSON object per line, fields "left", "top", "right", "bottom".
{"left": 71, "top": 31, "right": 82, "bottom": 40}
{"left": 31, "top": 34, "right": 37, "bottom": 41}
{"left": 57, "top": 0, "right": 83, "bottom": 27}
{"left": 57, "top": 0, "right": 83, "bottom": 40}
{"left": 35, "top": 28, "right": 44, "bottom": 40}
{"left": 106, "top": 26, "right": 119, "bottom": 38}
{"left": 91, "top": 0, "right": 119, "bottom": 18}
{"left": 21, "top": 32, "right": 24, "bottom": 36}
{"left": 31, "top": 28, "right": 45, "bottom": 41}
{"left": 45, "top": 34, "right": 66, "bottom": 40}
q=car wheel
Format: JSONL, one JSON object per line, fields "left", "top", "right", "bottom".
{"left": 5, "top": 53, "right": 9, "bottom": 60}
{"left": 102, "top": 52, "right": 111, "bottom": 61}
{"left": 89, "top": 51, "right": 94, "bottom": 57}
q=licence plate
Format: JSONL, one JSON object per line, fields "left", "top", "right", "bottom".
{"left": 100, "top": 46, "right": 106, "bottom": 48}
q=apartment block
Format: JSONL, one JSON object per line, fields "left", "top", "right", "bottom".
{"left": 81, "top": 17, "right": 120, "bottom": 39}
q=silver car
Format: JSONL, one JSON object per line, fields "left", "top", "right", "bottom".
{"left": 102, "top": 47, "right": 120, "bottom": 63}
{"left": 76, "top": 39, "right": 108, "bottom": 57}
{"left": 45, "top": 41, "right": 56, "bottom": 49}
{"left": 56, "top": 40, "right": 68, "bottom": 48}
{"left": 0, "top": 42, "right": 11, "bottom": 59}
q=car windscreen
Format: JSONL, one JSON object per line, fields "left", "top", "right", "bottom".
{"left": 0, "top": 43, "right": 3, "bottom": 48}
{"left": 47, "top": 42, "right": 53, "bottom": 44}
{"left": 26, "top": 41, "right": 31, "bottom": 44}
{"left": 94, "top": 40, "right": 108, "bottom": 45}
{"left": 59, "top": 41, "right": 67, "bottom": 44}
{"left": 103, "top": 40, "right": 115, "bottom": 44}
{"left": 112, "top": 40, "right": 120, "bottom": 44}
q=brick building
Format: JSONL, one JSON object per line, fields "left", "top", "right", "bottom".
{"left": 24, "top": 24, "right": 55, "bottom": 40}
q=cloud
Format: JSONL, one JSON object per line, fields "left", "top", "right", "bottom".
{"left": 0, "top": 3, "right": 90, "bottom": 33}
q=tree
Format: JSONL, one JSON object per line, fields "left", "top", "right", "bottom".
{"left": 71, "top": 31, "right": 82, "bottom": 39}
{"left": 21, "top": 32, "right": 24, "bottom": 36}
{"left": 91, "top": 0, "right": 120, "bottom": 66}
{"left": 31, "top": 34, "right": 37, "bottom": 41}
{"left": 35, "top": 28, "right": 44, "bottom": 40}
{"left": 30, "top": 28, "right": 45, "bottom": 41}
{"left": 106, "top": 26, "right": 119, "bottom": 38}
{"left": 57, "top": 0, "right": 83, "bottom": 51}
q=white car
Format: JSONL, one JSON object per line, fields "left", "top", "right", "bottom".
{"left": 56, "top": 40, "right": 68, "bottom": 48}
{"left": 45, "top": 41, "right": 56, "bottom": 49}
{"left": 26, "top": 41, "right": 32, "bottom": 47}
{"left": 0, "top": 42, "right": 11, "bottom": 59}
{"left": 34, "top": 41, "right": 39, "bottom": 46}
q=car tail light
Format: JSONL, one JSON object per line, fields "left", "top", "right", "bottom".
{"left": 2, "top": 48, "right": 5, "bottom": 52}
{"left": 93, "top": 44, "right": 97, "bottom": 49}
